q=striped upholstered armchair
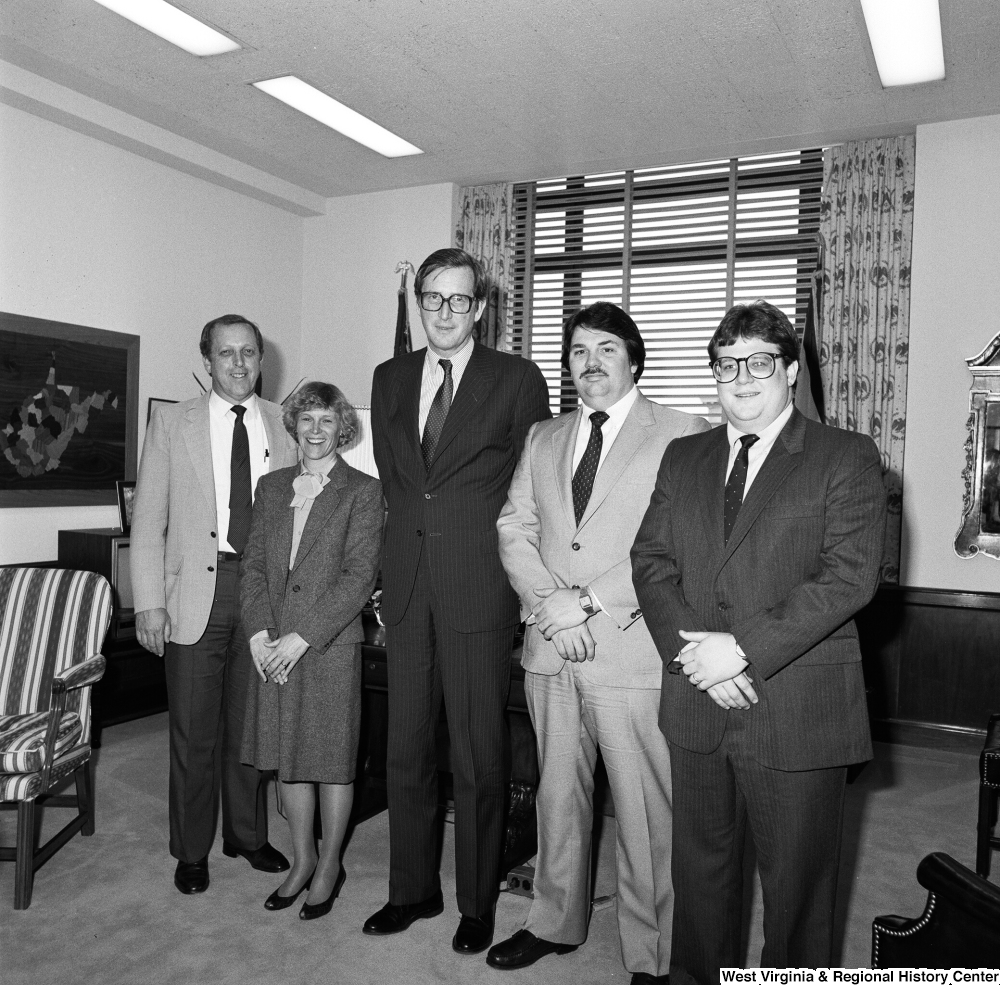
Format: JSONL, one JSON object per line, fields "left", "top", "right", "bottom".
{"left": 0, "top": 567, "right": 111, "bottom": 908}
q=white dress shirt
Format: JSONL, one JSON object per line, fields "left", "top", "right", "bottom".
{"left": 418, "top": 335, "right": 475, "bottom": 435}
{"left": 208, "top": 390, "right": 270, "bottom": 553}
{"left": 572, "top": 385, "right": 639, "bottom": 473}
{"left": 724, "top": 400, "right": 794, "bottom": 495}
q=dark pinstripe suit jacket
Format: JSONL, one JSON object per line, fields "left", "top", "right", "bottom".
{"left": 371, "top": 343, "right": 551, "bottom": 633}
{"left": 631, "top": 409, "right": 887, "bottom": 771}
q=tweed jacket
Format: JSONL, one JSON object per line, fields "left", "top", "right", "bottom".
{"left": 498, "top": 391, "right": 710, "bottom": 688}
{"left": 371, "top": 342, "right": 551, "bottom": 633}
{"left": 130, "top": 392, "right": 298, "bottom": 644}
{"left": 631, "top": 409, "right": 887, "bottom": 770}
{"left": 238, "top": 461, "right": 383, "bottom": 652}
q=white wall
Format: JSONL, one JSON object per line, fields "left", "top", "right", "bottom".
{"left": 300, "top": 183, "right": 457, "bottom": 406}
{"left": 0, "top": 102, "right": 304, "bottom": 565}
{"left": 902, "top": 114, "right": 1000, "bottom": 591}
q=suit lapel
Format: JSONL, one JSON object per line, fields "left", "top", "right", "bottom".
{"left": 259, "top": 402, "right": 293, "bottom": 472}
{"left": 721, "top": 409, "right": 806, "bottom": 562}
{"left": 578, "top": 395, "right": 652, "bottom": 529}
{"left": 389, "top": 351, "right": 425, "bottom": 471}
{"left": 698, "top": 426, "right": 731, "bottom": 553}
{"left": 273, "top": 470, "right": 296, "bottom": 573}
{"left": 549, "top": 410, "right": 580, "bottom": 528}
{"left": 429, "top": 343, "right": 496, "bottom": 464}
{"left": 291, "top": 464, "right": 346, "bottom": 572}
{"left": 181, "top": 393, "right": 216, "bottom": 518}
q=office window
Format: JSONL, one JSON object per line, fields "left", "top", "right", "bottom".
{"left": 507, "top": 150, "right": 823, "bottom": 420}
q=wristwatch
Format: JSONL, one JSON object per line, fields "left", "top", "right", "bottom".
{"left": 578, "top": 586, "right": 596, "bottom": 616}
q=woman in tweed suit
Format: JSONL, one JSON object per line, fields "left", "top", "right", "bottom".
{"left": 240, "top": 382, "right": 383, "bottom": 919}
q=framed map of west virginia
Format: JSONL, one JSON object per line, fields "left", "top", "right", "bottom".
{"left": 1, "top": 312, "right": 139, "bottom": 507}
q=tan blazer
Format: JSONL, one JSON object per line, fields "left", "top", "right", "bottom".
{"left": 497, "top": 391, "right": 710, "bottom": 688}
{"left": 131, "top": 392, "right": 298, "bottom": 645}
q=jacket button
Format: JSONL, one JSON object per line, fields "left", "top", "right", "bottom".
{"left": 292, "top": 585, "right": 301, "bottom": 593}
{"left": 416, "top": 530, "right": 423, "bottom": 537}
{"left": 718, "top": 601, "right": 728, "bottom": 611}
{"left": 207, "top": 565, "right": 214, "bottom": 572}
{"left": 210, "top": 531, "right": 217, "bottom": 538}
{"left": 572, "top": 542, "right": 580, "bottom": 551}
{"left": 571, "top": 584, "right": 579, "bottom": 590}
{"left": 424, "top": 493, "right": 431, "bottom": 500}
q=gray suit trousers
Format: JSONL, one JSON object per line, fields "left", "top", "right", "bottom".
{"left": 525, "top": 666, "right": 674, "bottom": 977}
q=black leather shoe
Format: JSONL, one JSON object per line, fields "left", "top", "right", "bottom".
{"left": 631, "top": 974, "right": 669, "bottom": 984}
{"left": 263, "top": 877, "right": 311, "bottom": 911}
{"left": 299, "top": 867, "right": 346, "bottom": 921}
{"left": 222, "top": 841, "right": 290, "bottom": 872}
{"left": 174, "top": 857, "right": 209, "bottom": 894}
{"left": 486, "top": 929, "right": 578, "bottom": 968}
{"left": 362, "top": 890, "right": 444, "bottom": 935}
{"left": 452, "top": 909, "right": 495, "bottom": 955}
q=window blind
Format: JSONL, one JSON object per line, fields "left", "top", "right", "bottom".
{"left": 507, "top": 150, "right": 823, "bottom": 420}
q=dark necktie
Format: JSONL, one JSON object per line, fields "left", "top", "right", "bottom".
{"left": 724, "top": 433, "right": 759, "bottom": 545}
{"left": 228, "top": 404, "right": 252, "bottom": 555}
{"left": 572, "top": 411, "right": 609, "bottom": 525}
{"left": 421, "top": 359, "right": 453, "bottom": 470}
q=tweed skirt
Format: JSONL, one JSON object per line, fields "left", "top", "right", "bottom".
{"left": 241, "top": 641, "right": 361, "bottom": 784}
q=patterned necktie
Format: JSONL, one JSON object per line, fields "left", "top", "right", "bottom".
{"left": 228, "top": 404, "right": 252, "bottom": 554}
{"left": 572, "top": 411, "right": 610, "bottom": 525}
{"left": 724, "top": 433, "right": 759, "bottom": 545}
{"left": 421, "top": 359, "right": 453, "bottom": 470}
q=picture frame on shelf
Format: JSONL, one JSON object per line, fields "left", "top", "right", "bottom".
{"left": 146, "top": 397, "right": 177, "bottom": 425}
{"left": 116, "top": 480, "right": 136, "bottom": 535}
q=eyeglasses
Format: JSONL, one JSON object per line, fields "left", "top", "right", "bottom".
{"left": 711, "top": 352, "right": 781, "bottom": 383}
{"left": 418, "top": 292, "right": 476, "bottom": 314}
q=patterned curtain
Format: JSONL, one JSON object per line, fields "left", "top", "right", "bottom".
{"left": 454, "top": 183, "right": 515, "bottom": 350}
{"left": 818, "top": 135, "right": 915, "bottom": 583}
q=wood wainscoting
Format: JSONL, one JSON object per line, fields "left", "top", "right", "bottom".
{"left": 857, "top": 585, "right": 1000, "bottom": 751}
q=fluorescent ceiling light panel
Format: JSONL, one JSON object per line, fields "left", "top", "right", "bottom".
{"left": 860, "top": 0, "right": 945, "bottom": 86}
{"left": 253, "top": 76, "right": 423, "bottom": 158}
{"left": 92, "top": 0, "right": 240, "bottom": 57}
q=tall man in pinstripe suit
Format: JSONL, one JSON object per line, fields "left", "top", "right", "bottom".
{"left": 365, "top": 249, "right": 551, "bottom": 954}
{"left": 631, "top": 301, "right": 887, "bottom": 980}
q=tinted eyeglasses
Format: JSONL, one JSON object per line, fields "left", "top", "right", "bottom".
{"left": 418, "top": 292, "right": 476, "bottom": 314}
{"left": 711, "top": 352, "right": 781, "bottom": 383}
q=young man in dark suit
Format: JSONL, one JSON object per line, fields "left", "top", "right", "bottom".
{"left": 365, "top": 248, "right": 551, "bottom": 954}
{"left": 631, "top": 301, "right": 887, "bottom": 980}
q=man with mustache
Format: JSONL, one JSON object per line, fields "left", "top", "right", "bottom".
{"left": 493, "top": 302, "right": 709, "bottom": 983}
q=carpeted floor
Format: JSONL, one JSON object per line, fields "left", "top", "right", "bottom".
{"left": 0, "top": 713, "right": 987, "bottom": 984}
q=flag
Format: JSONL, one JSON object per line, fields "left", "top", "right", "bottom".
{"left": 795, "top": 270, "right": 825, "bottom": 423}
{"left": 394, "top": 267, "right": 412, "bottom": 357}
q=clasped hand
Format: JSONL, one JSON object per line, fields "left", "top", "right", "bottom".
{"left": 533, "top": 587, "right": 595, "bottom": 662}
{"left": 251, "top": 632, "right": 309, "bottom": 685}
{"left": 675, "top": 630, "right": 758, "bottom": 710}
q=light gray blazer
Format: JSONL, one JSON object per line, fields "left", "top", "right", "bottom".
{"left": 130, "top": 392, "right": 298, "bottom": 645}
{"left": 497, "top": 391, "right": 710, "bottom": 688}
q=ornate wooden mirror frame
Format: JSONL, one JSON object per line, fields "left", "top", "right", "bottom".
{"left": 955, "top": 330, "right": 1000, "bottom": 560}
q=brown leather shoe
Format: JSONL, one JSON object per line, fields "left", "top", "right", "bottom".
{"left": 362, "top": 890, "right": 444, "bottom": 935}
{"left": 452, "top": 909, "right": 495, "bottom": 955}
{"left": 174, "top": 857, "right": 209, "bottom": 894}
{"left": 486, "top": 929, "right": 578, "bottom": 968}
{"left": 222, "top": 841, "right": 290, "bottom": 873}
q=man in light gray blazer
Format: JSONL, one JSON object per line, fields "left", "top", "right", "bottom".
{"left": 492, "top": 303, "right": 710, "bottom": 984}
{"left": 131, "top": 314, "right": 298, "bottom": 894}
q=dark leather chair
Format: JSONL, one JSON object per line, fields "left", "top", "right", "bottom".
{"left": 978, "top": 713, "right": 1000, "bottom": 878}
{"left": 871, "top": 852, "right": 1000, "bottom": 967}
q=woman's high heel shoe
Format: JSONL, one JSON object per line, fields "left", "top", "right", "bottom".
{"left": 299, "top": 867, "right": 346, "bottom": 921}
{"left": 264, "top": 876, "right": 312, "bottom": 911}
